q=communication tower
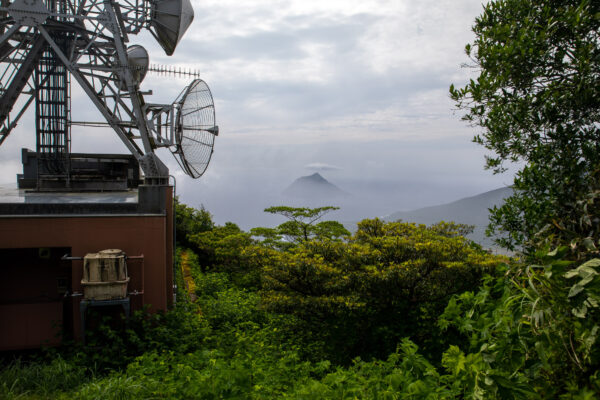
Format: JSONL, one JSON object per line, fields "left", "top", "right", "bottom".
{"left": 0, "top": 0, "right": 218, "bottom": 349}
{"left": 0, "top": 0, "right": 218, "bottom": 188}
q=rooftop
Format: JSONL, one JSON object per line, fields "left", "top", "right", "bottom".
{"left": 0, "top": 183, "right": 169, "bottom": 216}
{"left": 0, "top": 184, "right": 138, "bottom": 204}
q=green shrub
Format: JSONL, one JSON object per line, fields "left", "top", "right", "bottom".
{"left": 0, "top": 357, "right": 86, "bottom": 399}
{"left": 261, "top": 219, "right": 505, "bottom": 363}
{"left": 64, "top": 302, "right": 209, "bottom": 372}
{"left": 438, "top": 249, "right": 600, "bottom": 397}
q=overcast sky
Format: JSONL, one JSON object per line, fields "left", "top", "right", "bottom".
{"left": 0, "top": 0, "right": 515, "bottom": 228}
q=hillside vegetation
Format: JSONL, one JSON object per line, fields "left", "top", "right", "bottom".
{"left": 1, "top": 201, "right": 599, "bottom": 399}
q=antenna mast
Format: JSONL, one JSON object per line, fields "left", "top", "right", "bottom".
{"left": 35, "top": 0, "right": 71, "bottom": 186}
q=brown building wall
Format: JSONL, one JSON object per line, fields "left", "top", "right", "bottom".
{"left": 0, "top": 190, "right": 173, "bottom": 350}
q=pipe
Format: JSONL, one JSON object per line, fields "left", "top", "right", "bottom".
{"left": 62, "top": 253, "right": 144, "bottom": 260}
{"left": 169, "top": 174, "right": 177, "bottom": 305}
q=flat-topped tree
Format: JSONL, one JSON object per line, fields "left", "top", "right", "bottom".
{"left": 252, "top": 206, "right": 350, "bottom": 247}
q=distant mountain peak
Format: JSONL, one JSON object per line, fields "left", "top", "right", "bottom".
{"left": 283, "top": 173, "right": 348, "bottom": 199}
{"left": 301, "top": 172, "right": 327, "bottom": 183}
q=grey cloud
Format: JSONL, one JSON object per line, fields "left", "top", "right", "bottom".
{"left": 178, "top": 31, "right": 302, "bottom": 61}
{"left": 166, "top": 9, "right": 457, "bottom": 131}
{"left": 284, "top": 13, "right": 378, "bottom": 49}
{"left": 305, "top": 162, "right": 342, "bottom": 171}
{"left": 177, "top": 13, "right": 375, "bottom": 62}
{"left": 210, "top": 69, "right": 449, "bottom": 129}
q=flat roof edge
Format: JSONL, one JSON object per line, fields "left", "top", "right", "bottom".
{"left": 0, "top": 213, "right": 166, "bottom": 218}
{"left": 0, "top": 185, "right": 171, "bottom": 215}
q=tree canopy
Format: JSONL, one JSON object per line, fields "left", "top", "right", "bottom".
{"left": 261, "top": 219, "right": 503, "bottom": 362}
{"left": 175, "top": 197, "right": 214, "bottom": 250}
{"left": 451, "top": 0, "right": 600, "bottom": 252}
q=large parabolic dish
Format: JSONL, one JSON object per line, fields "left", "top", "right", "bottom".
{"left": 150, "top": 0, "right": 194, "bottom": 56}
{"left": 173, "top": 79, "right": 218, "bottom": 178}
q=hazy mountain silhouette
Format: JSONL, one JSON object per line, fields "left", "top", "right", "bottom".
{"left": 385, "top": 187, "right": 514, "bottom": 251}
{"left": 283, "top": 173, "right": 348, "bottom": 200}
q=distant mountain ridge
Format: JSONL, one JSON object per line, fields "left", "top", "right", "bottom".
{"left": 385, "top": 187, "right": 513, "bottom": 250}
{"left": 283, "top": 173, "right": 348, "bottom": 199}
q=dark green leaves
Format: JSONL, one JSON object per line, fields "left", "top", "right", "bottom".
{"left": 452, "top": 0, "right": 600, "bottom": 252}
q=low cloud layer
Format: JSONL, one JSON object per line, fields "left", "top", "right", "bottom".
{"left": 305, "top": 163, "right": 342, "bottom": 171}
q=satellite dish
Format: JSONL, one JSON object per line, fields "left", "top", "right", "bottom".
{"left": 118, "top": 45, "right": 149, "bottom": 90}
{"left": 172, "top": 79, "right": 218, "bottom": 178}
{"left": 149, "top": 0, "right": 195, "bottom": 56}
{"left": 127, "top": 45, "right": 149, "bottom": 85}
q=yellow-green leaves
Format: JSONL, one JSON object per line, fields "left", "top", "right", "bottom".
{"left": 260, "top": 219, "right": 504, "bottom": 362}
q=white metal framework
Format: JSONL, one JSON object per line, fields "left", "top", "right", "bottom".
{"left": 0, "top": 0, "right": 218, "bottom": 180}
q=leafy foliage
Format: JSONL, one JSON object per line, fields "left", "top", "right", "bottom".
{"left": 0, "top": 356, "right": 87, "bottom": 399}
{"left": 451, "top": 0, "right": 600, "bottom": 251}
{"left": 261, "top": 218, "right": 504, "bottom": 362}
{"left": 175, "top": 196, "right": 214, "bottom": 250}
{"left": 189, "top": 222, "right": 261, "bottom": 289}
{"left": 439, "top": 249, "right": 600, "bottom": 397}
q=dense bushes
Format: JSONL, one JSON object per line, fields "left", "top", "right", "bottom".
{"left": 439, "top": 250, "right": 600, "bottom": 398}
{"left": 2, "top": 201, "right": 599, "bottom": 398}
{"left": 260, "top": 219, "right": 504, "bottom": 363}
{"left": 175, "top": 197, "right": 214, "bottom": 251}
{"left": 0, "top": 209, "right": 506, "bottom": 399}
{"left": 0, "top": 357, "right": 88, "bottom": 398}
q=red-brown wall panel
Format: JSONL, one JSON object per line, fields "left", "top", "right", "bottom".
{"left": 0, "top": 209, "right": 173, "bottom": 348}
